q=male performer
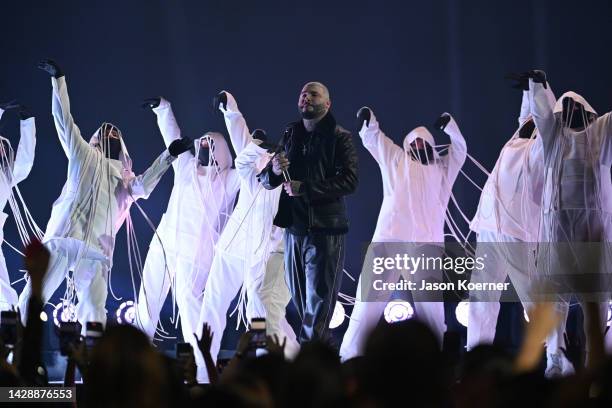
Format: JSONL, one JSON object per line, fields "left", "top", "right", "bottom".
{"left": 260, "top": 82, "right": 358, "bottom": 343}
{"left": 0, "top": 102, "right": 36, "bottom": 310}
{"left": 18, "top": 60, "right": 191, "bottom": 328}
{"left": 136, "top": 92, "right": 244, "bottom": 349}
{"left": 339, "top": 108, "right": 466, "bottom": 361}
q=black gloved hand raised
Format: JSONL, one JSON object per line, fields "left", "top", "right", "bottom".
{"left": 37, "top": 59, "right": 63, "bottom": 78}
{"left": 213, "top": 91, "right": 228, "bottom": 111}
{"left": 0, "top": 100, "right": 20, "bottom": 112}
{"left": 168, "top": 138, "right": 193, "bottom": 157}
{"left": 434, "top": 113, "right": 451, "bottom": 131}
{"left": 520, "top": 70, "right": 547, "bottom": 89}
{"left": 356, "top": 107, "right": 371, "bottom": 129}
{"left": 141, "top": 97, "right": 161, "bottom": 109}
{"left": 0, "top": 101, "right": 32, "bottom": 120}
{"left": 19, "top": 105, "right": 33, "bottom": 120}
{"left": 505, "top": 72, "right": 530, "bottom": 91}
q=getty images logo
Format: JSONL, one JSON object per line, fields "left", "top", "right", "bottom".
{"left": 372, "top": 253, "right": 486, "bottom": 275}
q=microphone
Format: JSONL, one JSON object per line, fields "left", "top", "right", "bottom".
{"left": 275, "top": 127, "right": 293, "bottom": 182}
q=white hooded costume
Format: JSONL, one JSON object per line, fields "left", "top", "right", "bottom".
{"left": 18, "top": 76, "right": 175, "bottom": 327}
{"left": 467, "top": 88, "right": 556, "bottom": 350}
{"left": 135, "top": 95, "right": 242, "bottom": 349}
{"left": 196, "top": 105, "right": 298, "bottom": 383}
{"left": 529, "top": 79, "right": 612, "bottom": 353}
{"left": 339, "top": 109, "right": 467, "bottom": 361}
{"left": 0, "top": 108, "right": 36, "bottom": 310}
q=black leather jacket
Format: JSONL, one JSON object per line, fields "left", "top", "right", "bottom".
{"left": 259, "top": 112, "right": 358, "bottom": 234}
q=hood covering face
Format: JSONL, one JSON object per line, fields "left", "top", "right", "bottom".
{"left": 553, "top": 91, "right": 598, "bottom": 129}
{"left": 194, "top": 132, "right": 232, "bottom": 170}
{"left": 89, "top": 122, "right": 135, "bottom": 184}
{"left": 403, "top": 126, "right": 439, "bottom": 164}
{"left": 553, "top": 91, "right": 597, "bottom": 116}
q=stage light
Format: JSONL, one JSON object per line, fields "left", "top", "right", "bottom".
{"left": 116, "top": 300, "right": 136, "bottom": 325}
{"left": 53, "top": 302, "right": 77, "bottom": 327}
{"left": 455, "top": 301, "right": 469, "bottom": 327}
{"left": 384, "top": 300, "right": 414, "bottom": 323}
{"left": 39, "top": 311, "right": 48, "bottom": 322}
{"left": 329, "top": 302, "right": 345, "bottom": 329}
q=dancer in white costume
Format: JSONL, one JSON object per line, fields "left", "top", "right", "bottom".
{"left": 0, "top": 102, "right": 36, "bottom": 310}
{"left": 526, "top": 70, "right": 612, "bottom": 373}
{"left": 196, "top": 97, "right": 298, "bottom": 383}
{"left": 136, "top": 92, "right": 244, "bottom": 349}
{"left": 339, "top": 108, "right": 466, "bottom": 361}
{"left": 18, "top": 60, "right": 190, "bottom": 328}
{"left": 466, "top": 75, "right": 574, "bottom": 376}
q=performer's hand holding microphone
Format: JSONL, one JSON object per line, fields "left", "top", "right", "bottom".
{"left": 271, "top": 128, "right": 305, "bottom": 196}
{"left": 272, "top": 127, "right": 292, "bottom": 182}
{"left": 272, "top": 152, "right": 290, "bottom": 180}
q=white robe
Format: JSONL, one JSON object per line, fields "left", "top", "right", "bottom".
{"left": 0, "top": 109, "right": 36, "bottom": 310}
{"left": 364, "top": 113, "right": 466, "bottom": 243}
{"left": 340, "top": 110, "right": 466, "bottom": 360}
{"left": 530, "top": 82, "right": 612, "bottom": 287}
{"left": 136, "top": 95, "right": 242, "bottom": 346}
{"left": 196, "top": 124, "right": 298, "bottom": 383}
{"left": 470, "top": 89, "right": 556, "bottom": 242}
{"left": 18, "top": 76, "right": 174, "bottom": 327}
{"left": 466, "top": 89, "right": 556, "bottom": 350}
{"left": 530, "top": 80, "right": 612, "bottom": 352}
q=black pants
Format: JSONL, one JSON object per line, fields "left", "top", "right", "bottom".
{"left": 284, "top": 231, "right": 345, "bottom": 344}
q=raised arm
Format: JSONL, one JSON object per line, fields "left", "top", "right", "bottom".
{"left": 128, "top": 150, "right": 176, "bottom": 201}
{"left": 141, "top": 96, "right": 194, "bottom": 174}
{"left": 12, "top": 115, "right": 37, "bottom": 185}
{"left": 0, "top": 103, "right": 36, "bottom": 185}
{"left": 0, "top": 101, "right": 20, "bottom": 121}
{"left": 37, "top": 60, "right": 91, "bottom": 160}
{"left": 151, "top": 97, "right": 181, "bottom": 148}
{"left": 357, "top": 107, "right": 403, "bottom": 168}
{"left": 52, "top": 76, "right": 92, "bottom": 159}
{"left": 236, "top": 141, "right": 270, "bottom": 197}
{"left": 506, "top": 73, "right": 535, "bottom": 126}
{"left": 217, "top": 91, "right": 252, "bottom": 155}
{"left": 527, "top": 72, "right": 556, "bottom": 151}
{"left": 436, "top": 113, "right": 467, "bottom": 184}
{"left": 518, "top": 91, "right": 531, "bottom": 126}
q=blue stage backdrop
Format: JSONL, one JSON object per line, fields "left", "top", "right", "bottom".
{"left": 1, "top": 0, "right": 611, "bottom": 351}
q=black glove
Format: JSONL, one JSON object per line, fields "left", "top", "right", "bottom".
{"left": 434, "top": 113, "right": 451, "bottom": 131}
{"left": 505, "top": 72, "right": 530, "bottom": 91}
{"left": 356, "top": 107, "right": 371, "bottom": 129}
{"left": 141, "top": 97, "right": 161, "bottom": 109}
{"left": 252, "top": 129, "right": 267, "bottom": 141}
{"left": 213, "top": 91, "right": 227, "bottom": 111}
{"left": 37, "top": 59, "right": 63, "bottom": 78}
{"left": 0, "top": 100, "right": 20, "bottom": 112}
{"left": 168, "top": 138, "right": 193, "bottom": 157}
{"left": 520, "top": 70, "right": 547, "bottom": 89}
{"left": 0, "top": 101, "right": 32, "bottom": 120}
{"left": 19, "top": 105, "right": 33, "bottom": 120}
